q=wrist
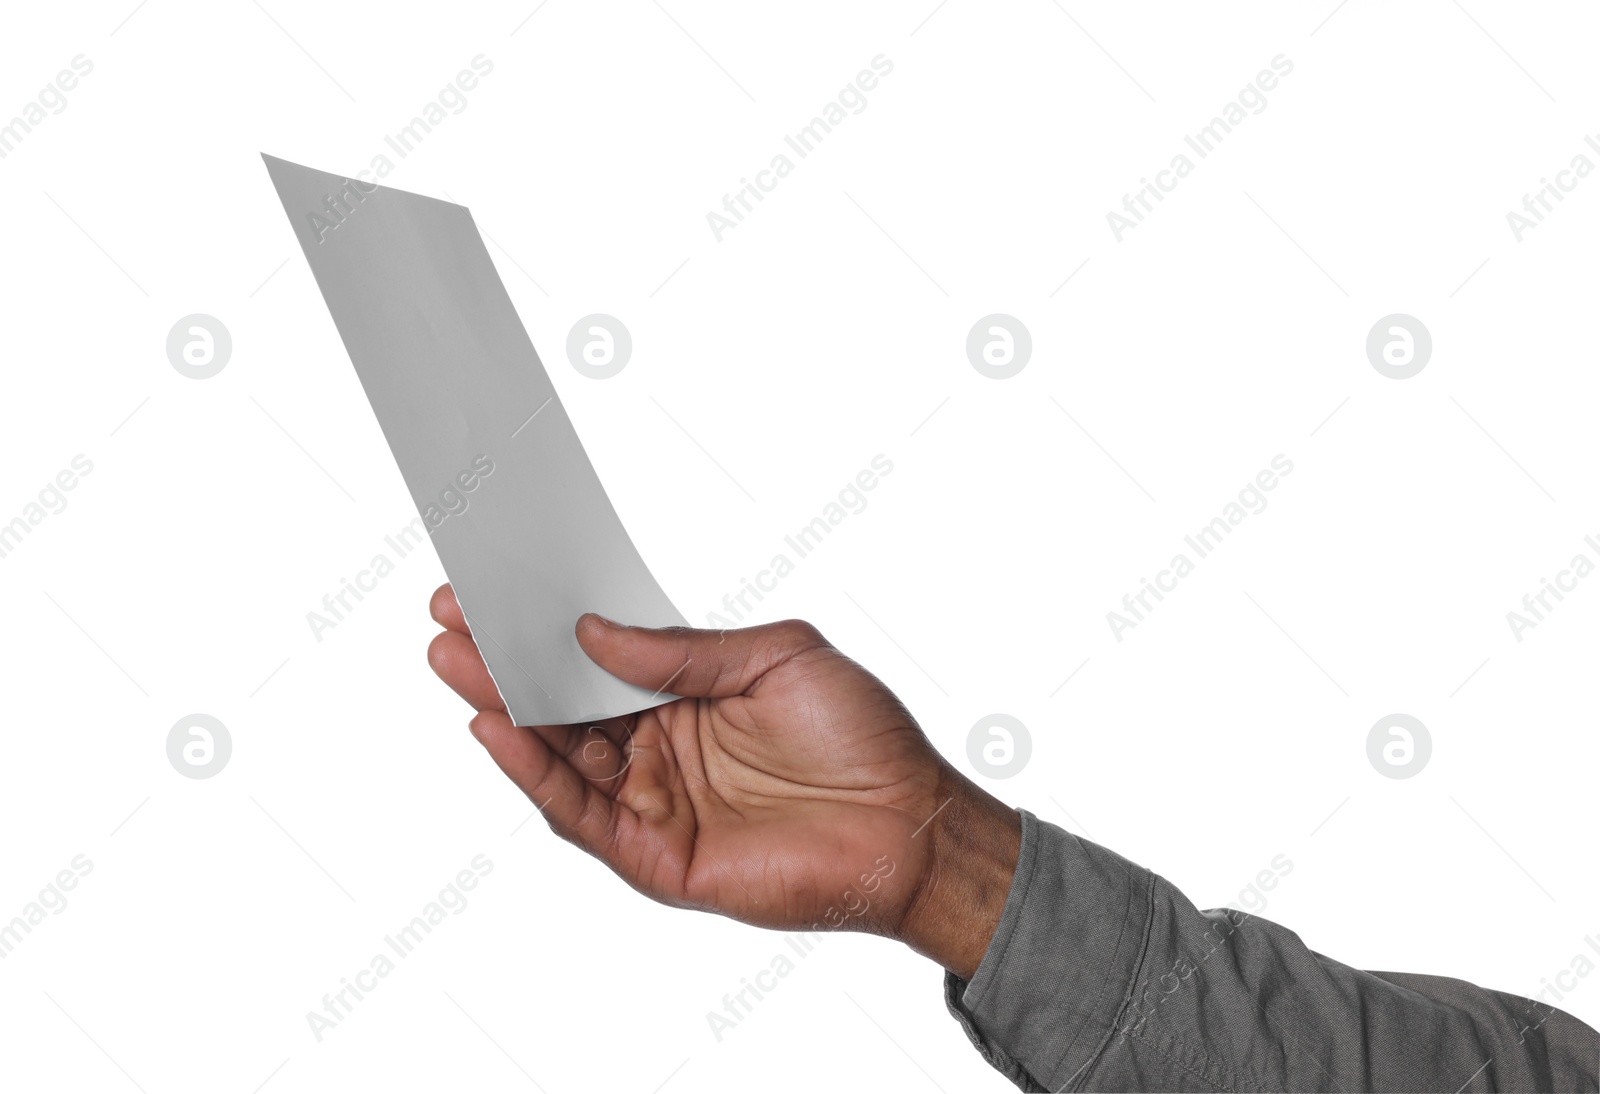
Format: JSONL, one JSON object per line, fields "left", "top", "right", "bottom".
{"left": 893, "top": 763, "right": 1023, "bottom": 980}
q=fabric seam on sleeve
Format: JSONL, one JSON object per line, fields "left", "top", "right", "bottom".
{"left": 1063, "top": 867, "right": 1157, "bottom": 1091}
{"left": 1044, "top": 833, "right": 1141, "bottom": 1086}
{"left": 1129, "top": 1024, "right": 1238, "bottom": 1094}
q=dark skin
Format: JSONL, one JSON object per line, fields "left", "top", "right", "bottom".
{"left": 427, "top": 584, "right": 1021, "bottom": 979}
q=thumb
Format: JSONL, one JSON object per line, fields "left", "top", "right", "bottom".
{"left": 575, "top": 615, "right": 828, "bottom": 699}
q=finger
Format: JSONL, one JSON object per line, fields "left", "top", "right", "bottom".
{"left": 575, "top": 615, "right": 828, "bottom": 699}
{"left": 429, "top": 583, "right": 468, "bottom": 634}
{"left": 427, "top": 629, "right": 506, "bottom": 712}
{"left": 428, "top": 621, "right": 636, "bottom": 781}
{"left": 427, "top": 624, "right": 636, "bottom": 771}
{"left": 470, "top": 709, "right": 629, "bottom": 859}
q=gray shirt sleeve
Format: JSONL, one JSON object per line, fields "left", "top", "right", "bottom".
{"left": 944, "top": 810, "right": 1600, "bottom": 1092}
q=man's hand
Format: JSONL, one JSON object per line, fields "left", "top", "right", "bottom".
{"left": 426, "top": 584, "right": 1020, "bottom": 979}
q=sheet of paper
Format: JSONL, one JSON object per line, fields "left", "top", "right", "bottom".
{"left": 262, "top": 154, "right": 687, "bottom": 725}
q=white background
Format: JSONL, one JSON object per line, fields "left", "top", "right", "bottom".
{"left": 2, "top": 1, "right": 1597, "bottom": 1091}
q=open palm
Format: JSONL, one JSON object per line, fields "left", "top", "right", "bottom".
{"left": 426, "top": 584, "right": 949, "bottom": 937}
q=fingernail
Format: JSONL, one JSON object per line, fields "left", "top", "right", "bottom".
{"left": 589, "top": 613, "right": 620, "bottom": 628}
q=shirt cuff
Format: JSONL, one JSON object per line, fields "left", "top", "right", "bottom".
{"left": 943, "top": 809, "right": 1155, "bottom": 1092}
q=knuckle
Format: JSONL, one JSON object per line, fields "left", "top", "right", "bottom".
{"left": 774, "top": 618, "right": 826, "bottom": 649}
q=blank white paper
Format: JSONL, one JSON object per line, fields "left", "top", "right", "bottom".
{"left": 262, "top": 154, "right": 687, "bottom": 726}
